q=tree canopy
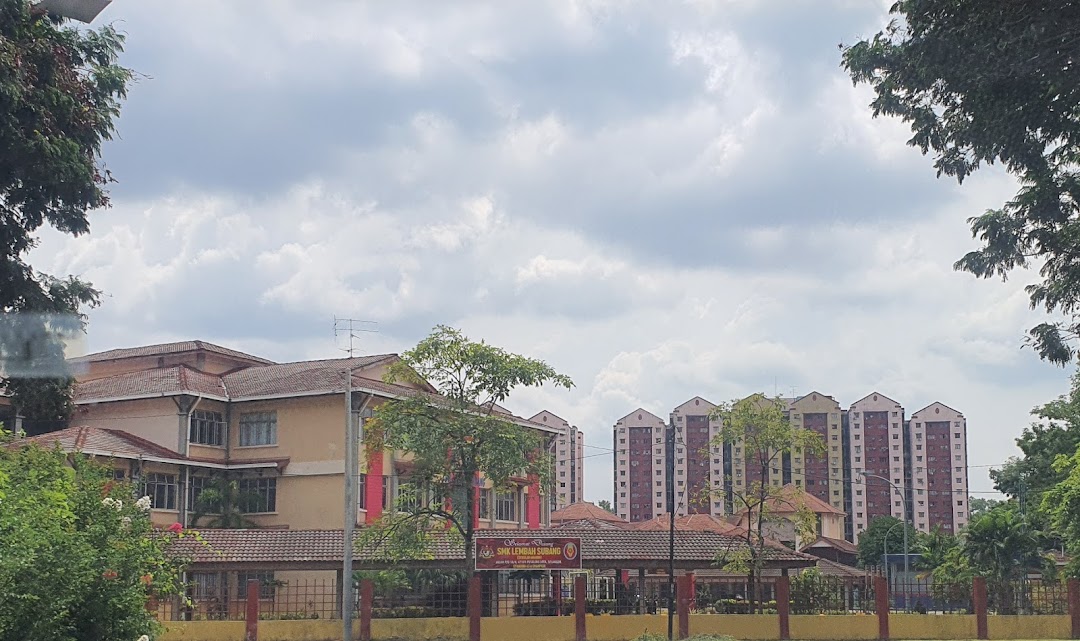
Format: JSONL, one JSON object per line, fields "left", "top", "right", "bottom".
{"left": 0, "top": 0, "right": 131, "bottom": 421}
{"left": 358, "top": 326, "right": 573, "bottom": 569}
{"left": 856, "top": 515, "right": 918, "bottom": 568}
{"left": 842, "top": 0, "right": 1080, "bottom": 364}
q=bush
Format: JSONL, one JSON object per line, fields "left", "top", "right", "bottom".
{"left": 0, "top": 436, "right": 187, "bottom": 641}
{"left": 712, "top": 598, "right": 777, "bottom": 614}
{"left": 371, "top": 606, "right": 441, "bottom": 619}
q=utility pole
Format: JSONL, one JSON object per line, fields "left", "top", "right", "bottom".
{"left": 666, "top": 421, "right": 676, "bottom": 641}
{"left": 342, "top": 370, "right": 372, "bottom": 641}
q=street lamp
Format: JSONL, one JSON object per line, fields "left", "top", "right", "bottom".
{"left": 859, "top": 472, "right": 909, "bottom": 612}
{"left": 882, "top": 520, "right": 904, "bottom": 604}
{"left": 31, "top": 0, "right": 112, "bottom": 23}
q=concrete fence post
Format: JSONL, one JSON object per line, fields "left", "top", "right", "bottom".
{"left": 776, "top": 575, "right": 791, "bottom": 641}
{"left": 874, "top": 575, "right": 889, "bottom": 641}
{"left": 553, "top": 570, "right": 563, "bottom": 616}
{"left": 575, "top": 575, "right": 587, "bottom": 641}
{"left": 1068, "top": 578, "right": 1080, "bottom": 640}
{"left": 469, "top": 574, "right": 482, "bottom": 641}
{"left": 359, "top": 579, "right": 373, "bottom": 641}
{"left": 676, "top": 574, "right": 691, "bottom": 640}
{"left": 973, "top": 576, "right": 988, "bottom": 640}
{"left": 244, "top": 579, "right": 259, "bottom": 641}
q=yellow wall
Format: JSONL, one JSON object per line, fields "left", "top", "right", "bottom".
{"left": 483, "top": 616, "right": 574, "bottom": 641}
{"left": 790, "top": 614, "right": 877, "bottom": 640}
{"left": 73, "top": 397, "right": 181, "bottom": 452}
{"left": 692, "top": 614, "right": 780, "bottom": 639}
{"left": 986, "top": 614, "right": 1070, "bottom": 640}
{"left": 246, "top": 473, "right": 344, "bottom": 530}
{"left": 230, "top": 396, "right": 345, "bottom": 464}
{"left": 890, "top": 613, "right": 977, "bottom": 639}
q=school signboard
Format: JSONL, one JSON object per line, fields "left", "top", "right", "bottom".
{"left": 474, "top": 537, "right": 582, "bottom": 570}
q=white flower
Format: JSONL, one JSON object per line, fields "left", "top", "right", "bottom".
{"left": 120, "top": 516, "right": 132, "bottom": 531}
{"left": 137, "top": 636, "right": 150, "bottom": 641}
{"left": 113, "top": 499, "right": 123, "bottom": 511}
{"left": 102, "top": 497, "right": 116, "bottom": 508}
{"left": 136, "top": 496, "right": 152, "bottom": 512}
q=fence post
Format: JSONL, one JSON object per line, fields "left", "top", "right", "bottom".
{"left": 776, "top": 575, "right": 791, "bottom": 641}
{"left": 1069, "top": 578, "right": 1080, "bottom": 640}
{"left": 553, "top": 570, "right": 563, "bottom": 616}
{"left": 469, "top": 574, "right": 482, "bottom": 641}
{"left": 245, "top": 579, "right": 259, "bottom": 641}
{"left": 874, "top": 575, "right": 889, "bottom": 641}
{"left": 575, "top": 575, "right": 587, "bottom": 641}
{"left": 973, "top": 576, "right": 988, "bottom": 640}
{"left": 359, "top": 579, "right": 373, "bottom": 641}
{"left": 676, "top": 574, "right": 691, "bottom": 640}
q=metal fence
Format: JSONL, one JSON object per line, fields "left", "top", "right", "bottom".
{"left": 889, "top": 577, "right": 972, "bottom": 613}
{"left": 987, "top": 578, "right": 1069, "bottom": 615}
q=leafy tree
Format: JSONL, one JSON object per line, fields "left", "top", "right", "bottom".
{"left": 0, "top": 432, "right": 186, "bottom": 640}
{"left": 710, "top": 394, "right": 826, "bottom": 612}
{"left": 967, "top": 497, "right": 1003, "bottom": 519}
{"left": 358, "top": 326, "right": 573, "bottom": 570}
{"left": 991, "top": 370, "right": 1080, "bottom": 502}
{"left": 964, "top": 503, "right": 1052, "bottom": 613}
{"left": 0, "top": 0, "right": 131, "bottom": 421}
{"left": 1043, "top": 444, "right": 1080, "bottom": 576}
{"left": 856, "top": 516, "right": 918, "bottom": 568}
{"left": 914, "top": 526, "right": 961, "bottom": 573}
{"left": 842, "top": 0, "right": 1080, "bottom": 363}
{"left": 189, "top": 475, "right": 264, "bottom": 529}
{"left": 597, "top": 499, "right": 614, "bottom": 513}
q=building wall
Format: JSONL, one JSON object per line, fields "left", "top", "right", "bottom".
{"left": 614, "top": 409, "right": 666, "bottom": 522}
{"left": 909, "top": 403, "right": 968, "bottom": 534}
{"left": 848, "top": 393, "right": 905, "bottom": 538}
{"left": 76, "top": 351, "right": 261, "bottom": 382}
{"left": 531, "top": 410, "right": 583, "bottom": 510}
{"left": 670, "top": 397, "right": 723, "bottom": 516}
{"left": 788, "top": 393, "right": 843, "bottom": 514}
{"left": 72, "top": 397, "right": 186, "bottom": 453}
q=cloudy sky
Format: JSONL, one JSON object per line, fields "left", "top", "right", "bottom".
{"left": 35, "top": 0, "right": 1072, "bottom": 503}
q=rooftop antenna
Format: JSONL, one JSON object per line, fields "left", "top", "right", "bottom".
{"left": 334, "top": 317, "right": 378, "bottom": 357}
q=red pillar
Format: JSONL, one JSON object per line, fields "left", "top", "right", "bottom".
{"left": 359, "top": 579, "right": 373, "bottom": 641}
{"left": 973, "top": 576, "right": 988, "bottom": 640}
{"left": 874, "top": 575, "right": 889, "bottom": 641}
{"left": 553, "top": 571, "right": 563, "bottom": 616}
{"left": 776, "top": 575, "right": 791, "bottom": 641}
{"left": 245, "top": 579, "right": 259, "bottom": 641}
{"left": 575, "top": 575, "right": 587, "bottom": 641}
{"left": 527, "top": 477, "right": 541, "bottom": 529}
{"left": 677, "top": 574, "right": 691, "bottom": 640}
{"left": 1068, "top": 578, "right": 1080, "bottom": 640}
{"left": 365, "top": 453, "right": 384, "bottom": 520}
{"left": 473, "top": 485, "right": 481, "bottom": 531}
{"left": 469, "top": 574, "right": 482, "bottom": 641}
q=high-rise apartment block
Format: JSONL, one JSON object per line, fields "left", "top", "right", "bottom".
{"left": 531, "top": 410, "right": 585, "bottom": 510}
{"left": 612, "top": 391, "right": 970, "bottom": 541}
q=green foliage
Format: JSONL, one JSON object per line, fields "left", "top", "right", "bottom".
{"left": 914, "top": 527, "right": 961, "bottom": 573}
{"left": 856, "top": 516, "right": 918, "bottom": 568}
{"left": 0, "top": 0, "right": 132, "bottom": 418}
{"left": 992, "top": 371, "right": 1080, "bottom": 501}
{"left": 709, "top": 395, "right": 825, "bottom": 608}
{"left": 842, "top": 0, "right": 1080, "bottom": 364}
{"left": 359, "top": 326, "right": 572, "bottom": 568}
{"left": 1043, "top": 444, "right": 1080, "bottom": 572}
{"left": 189, "top": 475, "right": 262, "bottom": 528}
{"left": 967, "top": 497, "right": 1003, "bottom": 519}
{"left": 596, "top": 499, "right": 614, "bottom": 513}
{"left": 0, "top": 435, "right": 186, "bottom": 641}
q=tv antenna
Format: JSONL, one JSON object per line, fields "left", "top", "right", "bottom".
{"left": 334, "top": 317, "right": 378, "bottom": 357}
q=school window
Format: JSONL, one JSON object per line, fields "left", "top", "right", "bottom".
{"left": 238, "top": 477, "right": 277, "bottom": 513}
{"left": 142, "top": 473, "right": 177, "bottom": 510}
{"left": 496, "top": 491, "right": 518, "bottom": 521}
{"left": 189, "top": 409, "right": 225, "bottom": 446}
{"left": 239, "top": 411, "right": 277, "bottom": 446}
{"left": 237, "top": 571, "right": 277, "bottom": 599}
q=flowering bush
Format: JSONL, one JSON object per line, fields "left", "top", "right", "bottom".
{"left": 0, "top": 433, "right": 188, "bottom": 641}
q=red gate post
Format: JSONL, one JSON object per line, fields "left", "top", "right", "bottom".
{"left": 1069, "top": 578, "right": 1080, "bottom": 640}
{"left": 973, "top": 576, "right": 988, "bottom": 640}
{"left": 359, "top": 579, "right": 373, "bottom": 641}
{"left": 553, "top": 570, "right": 563, "bottom": 616}
{"left": 677, "top": 574, "right": 692, "bottom": 640}
{"left": 776, "top": 575, "right": 791, "bottom": 641}
{"left": 575, "top": 575, "right": 587, "bottom": 641}
{"left": 874, "top": 575, "right": 889, "bottom": 641}
{"left": 245, "top": 579, "right": 259, "bottom": 641}
{"left": 469, "top": 574, "right": 482, "bottom": 641}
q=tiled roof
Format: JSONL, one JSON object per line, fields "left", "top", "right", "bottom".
{"left": 70, "top": 340, "right": 275, "bottom": 365}
{"left": 746, "top": 485, "right": 845, "bottom": 516}
{"left": 551, "top": 518, "right": 628, "bottom": 530}
{"left": 75, "top": 365, "right": 229, "bottom": 401}
{"left": 221, "top": 355, "right": 397, "bottom": 398}
{"left": 801, "top": 536, "right": 859, "bottom": 555}
{"left": 15, "top": 426, "right": 288, "bottom": 470}
{"left": 551, "top": 502, "right": 628, "bottom": 524}
{"left": 168, "top": 528, "right": 815, "bottom": 568}
{"left": 630, "top": 514, "right": 742, "bottom": 535}
{"left": 814, "top": 558, "right": 869, "bottom": 579}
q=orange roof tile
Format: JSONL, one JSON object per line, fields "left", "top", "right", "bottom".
{"left": 630, "top": 514, "right": 743, "bottom": 535}
{"left": 70, "top": 340, "right": 274, "bottom": 365}
{"left": 551, "top": 502, "right": 628, "bottom": 524}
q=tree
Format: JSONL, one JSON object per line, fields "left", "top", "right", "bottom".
{"left": 1043, "top": 444, "right": 1080, "bottom": 576}
{"left": 358, "top": 326, "right": 573, "bottom": 570}
{"left": 856, "top": 515, "right": 918, "bottom": 568}
{"left": 596, "top": 499, "right": 614, "bottom": 513}
{"left": 842, "top": 1, "right": 1080, "bottom": 364}
{"left": 964, "top": 503, "right": 1051, "bottom": 613}
{"left": 991, "top": 370, "right": 1080, "bottom": 502}
{"left": 0, "top": 432, "right": 186, "bottom": 641}
{"left": 710, "top": 394, "right": 826, "bottom": 612}
{"left": 189, "top": 475, "right": 264, "bottom": 529}
{"left": 967, "top": 497, "right": 1003, "bottom": 519}
{"left": 914, "top": 526, "right": 961, "bottom": 573}
{"left": 0, "top": 0, "right": 132, "bottom": 421}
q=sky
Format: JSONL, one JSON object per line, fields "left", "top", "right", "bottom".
{"left": 34, "top": 0, "right": 1075, "bottom": 504}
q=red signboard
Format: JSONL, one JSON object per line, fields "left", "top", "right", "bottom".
{"left": 474, "top": 537, "right": 582, "bottom": 570}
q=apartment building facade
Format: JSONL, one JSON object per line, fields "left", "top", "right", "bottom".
{"left": 787, "top": 392, "right": 845, "bottom": 513}
{"left": 530, "top": 410, "right": 585, "bottom": 510}
{"left": 30, "top": 341, "right": 557, "bottom": 532}
{"left": 908, "top": 402, "right": 969, "bottom": 534}
{"left": 848, "top": 393, "right": 907, "bottom": 537}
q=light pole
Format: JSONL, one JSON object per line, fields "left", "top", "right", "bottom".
{"left": 665, "top": 422, "right": 676, "bottom": 641}
{"left": 882, "top": 520, "right": 904, "bottom": 606}
{"left": 859, "top": 472, "right": 909, "bottom": 611}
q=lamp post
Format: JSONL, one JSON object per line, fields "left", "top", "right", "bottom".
{"left": 882, "top": 520, "right": 904, "bottom": 606}
{"left": 665, "top": 422, "right": 676, "bottom": 641}
{"left": 859, "top": 472, "right": 909, "bottom": 611}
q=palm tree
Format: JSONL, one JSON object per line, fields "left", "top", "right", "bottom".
{"left": 964, "top": 506, "right": 1046, "bottom": 613}
{"left": 190, "top": 475, "right": 263, "bottom": 528}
